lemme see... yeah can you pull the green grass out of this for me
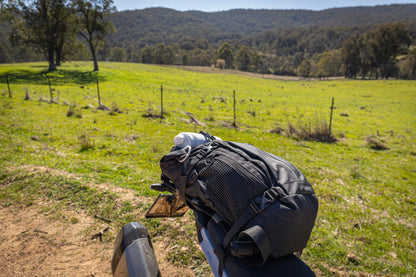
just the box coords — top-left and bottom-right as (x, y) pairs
(0, 61), (415, 276)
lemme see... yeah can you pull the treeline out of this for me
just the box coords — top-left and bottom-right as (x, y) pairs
(1, 4), (416, 79)
(99, 22), (416, 79)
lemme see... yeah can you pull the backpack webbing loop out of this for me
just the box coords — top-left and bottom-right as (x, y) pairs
(232, 225), (271, 264)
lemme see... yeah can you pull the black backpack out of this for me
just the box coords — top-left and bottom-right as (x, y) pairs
(159, 134), (318, 274)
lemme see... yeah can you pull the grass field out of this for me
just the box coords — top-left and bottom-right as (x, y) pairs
(1, 61), (415, 276)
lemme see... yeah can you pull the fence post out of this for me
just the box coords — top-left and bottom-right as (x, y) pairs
(233, 90), (236, 128)
(96, 78), (101, 106)
(47, 75), (53, 101)
(160, 85), (164, 122)
(6, 74), (11, 97)
(329, 97), (335, 134)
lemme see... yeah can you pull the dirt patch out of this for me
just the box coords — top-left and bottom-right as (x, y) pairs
(0, 205), (112, 276)
(0, 165), (197, 276)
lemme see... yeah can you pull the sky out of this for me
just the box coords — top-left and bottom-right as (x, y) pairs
(113, 0), (416, 12)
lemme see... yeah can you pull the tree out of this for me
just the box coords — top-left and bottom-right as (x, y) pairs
(109, 46), (125, 61)
(317, 50), (342, 78)
(0, 43), (12, 63)
(54, 1), (76, 66)
(196, 39), (209, 50)
(9, 0), (73, 71)
(236, 46), (251, 71)
(141, 45), (154, 64)
(217, 42), (234, 69)
(152, 43), (165, 64)
(407, 48), (416, 78)
(365, 22), (411, 79)
(189, 48), (210, 66)
(181, 52), (190, 65)
(73, 0), (115, 71)
(297, 59), (312, 77)
(293, 52), (305, 68)
(398, 47), (416, 79)
(341, 33), (362, 79)
(164, 45), (176, 65)
(250, 52), (266, 73)
(179, 37), (195, 50)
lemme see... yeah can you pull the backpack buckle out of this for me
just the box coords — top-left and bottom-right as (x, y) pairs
(250, 198), (265, 214)
(252, 187), (283, 214)
(264, 187), (281, 201)
(188, 169), (198, 183)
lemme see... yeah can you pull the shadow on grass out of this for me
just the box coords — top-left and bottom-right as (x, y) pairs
(1, 67), (107, 86)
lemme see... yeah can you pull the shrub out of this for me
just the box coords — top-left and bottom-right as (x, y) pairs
(67, 105), (82, 118)
(79, 134), (94, 152)
(108, 102), (122, 115)
(142, 108), (160, 119)
(270, 125), (284, 134)
(365, 135), (389, 150)
(286, 120), (336, 143)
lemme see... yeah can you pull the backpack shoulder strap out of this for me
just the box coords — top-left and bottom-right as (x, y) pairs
(213, 186), (285, 275)
(222, 185), (285, 250)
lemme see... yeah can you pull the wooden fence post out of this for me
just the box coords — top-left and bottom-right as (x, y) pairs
(329, 97), (335, 134)
(6, 74), (11, 97)
(233, 90), (236, 128)
(160, 85), (164, 122)
(96, 78), (101, 106)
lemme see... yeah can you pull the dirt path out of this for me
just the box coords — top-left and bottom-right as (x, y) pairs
(175, 65), (344, 81)
(0, 166), (196, 277)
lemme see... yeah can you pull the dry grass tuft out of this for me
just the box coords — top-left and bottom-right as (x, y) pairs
(365, 135), (389, 150)
(286, 120), (336, 143)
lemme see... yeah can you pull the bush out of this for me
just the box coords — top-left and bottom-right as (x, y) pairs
(142, 108), (162, 119)
(108, 102), (122, 115)
(67, 105), (82, 118)
(78, 134), (94, 152)
(365, 135), (389, 150)
(286, 120), (336, 143)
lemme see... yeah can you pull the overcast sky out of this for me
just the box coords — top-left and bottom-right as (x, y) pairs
(113, 0), (416, 12)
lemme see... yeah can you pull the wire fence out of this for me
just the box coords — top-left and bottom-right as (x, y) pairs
(2, 73), (337, 136)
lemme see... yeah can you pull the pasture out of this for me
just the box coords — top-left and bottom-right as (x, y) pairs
(0, 62), (415, 276)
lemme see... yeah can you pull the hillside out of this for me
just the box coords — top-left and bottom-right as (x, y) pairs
(108, 8), (240, 46)
(108, 4), (416, 45)
(188, 5), (416, 35)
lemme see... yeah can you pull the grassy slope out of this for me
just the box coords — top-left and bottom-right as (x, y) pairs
(0, 62), (415, 276)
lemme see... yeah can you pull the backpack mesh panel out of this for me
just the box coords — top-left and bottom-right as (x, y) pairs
(197, 156), (267, 223)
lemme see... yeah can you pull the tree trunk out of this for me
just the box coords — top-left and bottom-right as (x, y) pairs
(90, 43), (99, 71)
(56, 42), (62, 66)
(56, 50), (62, 66)
(48, 45), (56, 71)
(55, 34), (66, 66)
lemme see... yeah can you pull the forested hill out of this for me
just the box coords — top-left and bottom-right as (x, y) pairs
(108, 8), (238, 46)
(187, 5), (416, 35)
(109, 4), (416, 45)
